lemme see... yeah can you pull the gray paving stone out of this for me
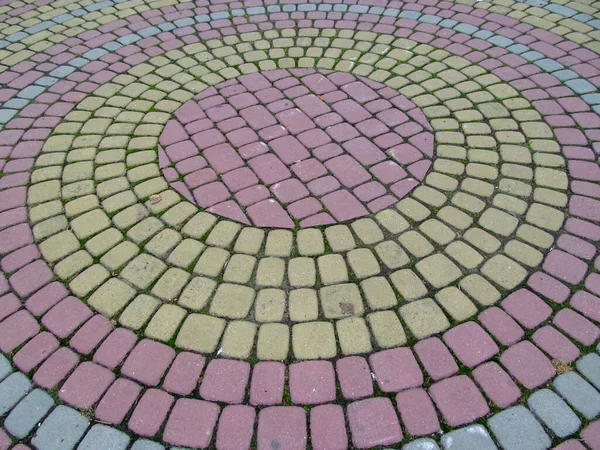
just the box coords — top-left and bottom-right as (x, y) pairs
(131, 440), (165, 450)
(4, 98), (28, 109)
(332, 4), (347, 12)
(69, 58), (90, 68)
(195, 14), (210, 22)
(454, 23), (478, 35)
(18, 85), (45, 99)
(583, 94), (600, 105)
(5, 389), (54, 439)
(36, 77), (59, 87)
(0, 109), (17, 124)
(158, 22), (176, 31)
(521, 51), (544, 61)
(488, 35), (513, 47)
(383, 8), (400, 16)
(53, 13), (75, 23)
(566, 79), (597, 94)
(440, 425), (497, 450)
(399, 10), (421, 19)
(349, 5), (369, 13)
(103, 42), (122, 51)
(78, 424), (130, 450)
(298, 4), (316, 11)
(545, 4), (576, 16)
(83, 48), (108, 60)
(0, 354), (13, 382)
(527, 389), (581, 438)
(508, 44), (529, 54)
(369, 7), (385, 15)
(32, 405), (89, 450)
(247, 6), (266, 14)
(473, 30), (493, 40)
(210, 11), (229, 19)
(71, 8), (86, 16)
(573, 13), (593, 22)
(488, 406), (551, 450)
(118, 34), (141, 45)
(553, 69), (578, 81)
(403, 437), (441, 450)
(554, 372), (600, 419)
(26, 21), (53, 34)
(138, 27), (160, 38)
(6, 31), (28, 42)
(231, 8), (245, 16)
(173, 18), (194, 27)
(268, 5), (282, 12)
(420, 14), (442, 24)
(535, 59), (563, 72)
(50, 66), (76, 78)
(577, 353), (600, 390)
(439, 19), (458, 28)
(0, 372), (32, 415)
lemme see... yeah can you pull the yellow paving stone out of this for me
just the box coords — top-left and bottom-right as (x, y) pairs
(325, 225), (356, 252)
(292, 322), (337, 360)
(336, 317), (372, 355)
(193, 247), (230, 277)
(176, 314), (226, 353)
(288, 257), (316, 288)
(257, 323), (289, 360)
(317, 254), (349, 285)
(144, 304), (187, 342)
(221, 321), (257, 359)
(289, 289), (319, 322)
(223, 254), (257, 284)
(255, 257), (285, 287)
(415, 254), (462, 289)
(389, 269), (428, 301)
(481, 255), (527, 290)
(320, 283), (364, 319)
(255, 289), (286, 323)
(209, 283), (255, 319)
(399, 298), (450, 339)
(367, 311), (407, 348)
(89, 278), (137, 317)
(435, 287), (477, 322)
(459, 274), (501, 306)
(151, 268), (190, 302)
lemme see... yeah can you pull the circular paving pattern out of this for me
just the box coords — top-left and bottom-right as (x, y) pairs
(160, 70), (434, 228)
(0, 0), (600, 449)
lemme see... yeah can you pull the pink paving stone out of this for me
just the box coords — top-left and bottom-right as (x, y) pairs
(165, 140), (198, 162)
(335, 356), (374, 400)
(310, 405), (348, 450)
(250, 361), (285, 406)
(554, 440), (588, 450)
(240, 105), (278, 130)
(41, 297), (92, 339)
(369, 348), (423, 393)
(121, 339), (176, 386)
(199, 359), (250, 404)
(553, 309), (600, 346)
(276, 108), (315, 134)
(0, 430), (10, 450)
(543, 250), (588, 285)
(0, 187), (26, 212)
(501, 288), (553, 329)
(347, 397), (403, 449)
(571, 291), (600, 323)
(257, 407), (307, 450)
(478, 307), (525, 346)
(191, 128), (226, 150)
(0, 223), (32, 254)
(371, 161), (408, 184)
(259, 124), (288, 141)
(303, 73), (337, 94)
(289, 361), (336, 405)
(69, 315), (112, 355)
(184, 167), (217, 187)
(247, 199), (295, 228)
(321, 190), (369, 221)
(93, 328), (137, 369)
(0, 293), (19, 323)
(582, 420), (600, 450)
(95, 378), (142, 425)
(175, 100), (206, 124)
(128, 389), (174, 438)
(472, 362), (521, 408)
(193, 181), (230, 207)
(207, 201), (250, 225)
(33, 347), (79, 389)
(0, 310), (39, 353)
(396, 388), (440, 436)
(159, 120), (188, 146)
(569, 160), (600, 182)
(429, 375), (490, 427)
(203, 143), (244, 173)
(570, 195), (600, 222)
(332, 99), (371, 123)
(294, 94), (330, 117)
(240, 73), (271, 92)
(270, 136), (310, 164)
(163, 398), (220, 448)
(500, 341), (556, 389)
(326, 122), (361, 143)
(249, 154), (291, 184)
(528, 272), (571, 304)
(9, 260), (53, 298)
(13, 332), (59, 373)
(226, 127), (258, 147)
(271, 178), (309, 203)
(532, 326), (580, 364)
(1, 244), (40, 273)
(443, 322), (499, 368)
(354, 181), (387, 202)
(586, 273), (600, 296)
(342, 81), (378, 103)
(291, 158), (327, 182)
(206, 104), (237, 122)
(216, 405), (256, 450)
(58, 361), (115, 408)
(162, 352), (205, 396)
(343, 137), (386, 166)
(414, 337), (459, 381)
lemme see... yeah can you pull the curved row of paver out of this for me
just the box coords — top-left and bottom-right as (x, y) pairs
(0, 0), (599, 448)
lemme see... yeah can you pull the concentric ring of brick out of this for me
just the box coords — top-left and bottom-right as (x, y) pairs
(160, 69), (433, 228)
(1, 0), (595, 448)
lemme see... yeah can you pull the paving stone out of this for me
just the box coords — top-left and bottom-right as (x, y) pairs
(554, 372), (600, 419)
(347, 398), (403, 448)
(576, 353), (600, 390)
(440, 425), (498, 450)
(4, 389), (54, 439)
(429, 375), (489, 426)
(31, 405), (89, 450)
(0, 372), (31, 415)
(78, 425), (130, 450)
(488, 406), (551, 450)
(527, 389), (581, 438)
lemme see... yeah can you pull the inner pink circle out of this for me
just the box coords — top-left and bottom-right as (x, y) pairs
(159, 69), (434, 229)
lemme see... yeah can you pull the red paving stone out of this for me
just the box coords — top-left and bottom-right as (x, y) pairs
(429, 376), (490, 427)
(347, 398), (403, 448)
(369, 348), (423, 392)
(163, 399), (220, 448)
(396, 388), (440, 436)
(501, 341), (557, 389)
(199, 359), (250, 404)
(257, 407), (307, 450)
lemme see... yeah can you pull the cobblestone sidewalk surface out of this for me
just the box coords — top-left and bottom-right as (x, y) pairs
(0, 0), (600, 448)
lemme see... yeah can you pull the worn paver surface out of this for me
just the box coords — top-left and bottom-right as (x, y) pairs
(0, 0), (600, 448)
